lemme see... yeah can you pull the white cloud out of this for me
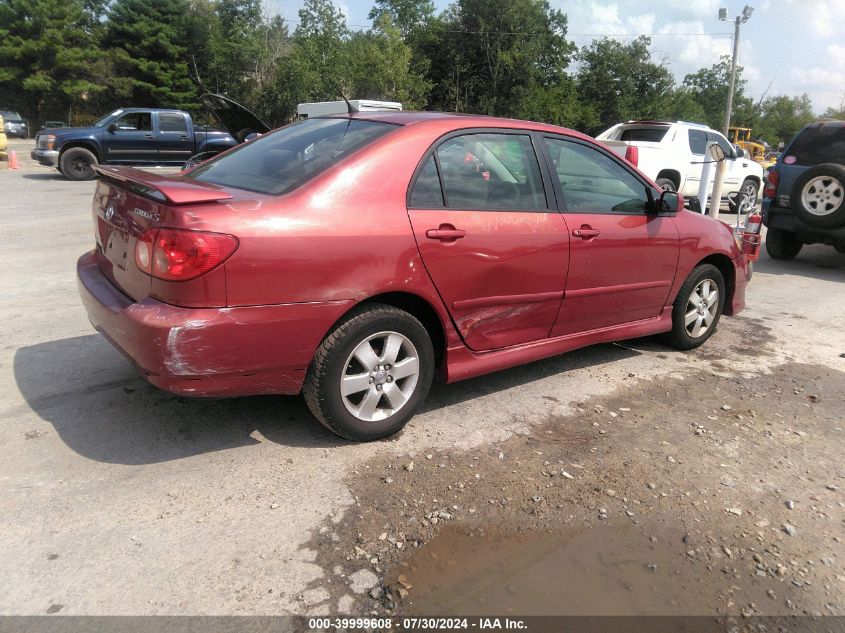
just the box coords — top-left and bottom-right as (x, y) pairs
(798, 0), (845, 36)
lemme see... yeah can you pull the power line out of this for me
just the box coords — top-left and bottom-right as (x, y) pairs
(283, 18), (734, 37)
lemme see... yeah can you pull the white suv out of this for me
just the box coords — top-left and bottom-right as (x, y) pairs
(596, 120), (764, 210)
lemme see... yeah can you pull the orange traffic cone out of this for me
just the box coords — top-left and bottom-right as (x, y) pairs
(8, 151), (19, 170)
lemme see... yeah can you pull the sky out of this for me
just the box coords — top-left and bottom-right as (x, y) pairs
(266, 0), (845, 114)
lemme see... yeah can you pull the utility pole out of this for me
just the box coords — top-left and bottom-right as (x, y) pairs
(720, 5), (754, 135)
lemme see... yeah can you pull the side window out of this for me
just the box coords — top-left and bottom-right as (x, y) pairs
(688, 129), (708, 155)
(159, 113), (188, 134)
(707, 132), (734, 158)
(114, 112), (151, 132)
(543, 137), (650, 214)
(435, 133), (546, 210)
(409, 156), (444, 207)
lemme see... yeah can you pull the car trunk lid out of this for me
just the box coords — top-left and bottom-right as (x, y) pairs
(91, 166), (235, 301)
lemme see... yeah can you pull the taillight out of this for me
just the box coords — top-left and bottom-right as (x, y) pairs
(135, 228), (238, 281)
(625, 145), (639, 167)
(763, 169), (779, 199)
(135, 229), (154, 273)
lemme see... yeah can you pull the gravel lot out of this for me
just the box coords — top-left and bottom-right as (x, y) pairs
(1, 139), (843, 617)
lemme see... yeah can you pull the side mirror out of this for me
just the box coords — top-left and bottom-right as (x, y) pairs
(658, 190), (681, 213)
(734, 145), (746, 159)
(107, 122), (118, 133)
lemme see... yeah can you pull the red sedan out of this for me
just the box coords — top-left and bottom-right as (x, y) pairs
(78, 112), (750, 440)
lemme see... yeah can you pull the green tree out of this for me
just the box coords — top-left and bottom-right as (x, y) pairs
(348, 15), (431, 108)
(575, 37), (675, 135)
(282, 0), (350, 105)
(755, 94), (816, 146)
(104, 0), (197, 109)
(425, 0), (575, 122)
(209, 0), (265, 100)
(0, 0), (106, 122)
(682, 56), (754, 130)
(368, 0), (435, 39)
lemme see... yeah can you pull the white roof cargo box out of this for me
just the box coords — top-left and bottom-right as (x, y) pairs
(297, 100), (403, 119)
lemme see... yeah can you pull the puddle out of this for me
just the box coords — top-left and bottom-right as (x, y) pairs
(392, 523), (787, 616)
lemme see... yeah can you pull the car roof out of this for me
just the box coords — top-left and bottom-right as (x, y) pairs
(318, 110), (595, 141)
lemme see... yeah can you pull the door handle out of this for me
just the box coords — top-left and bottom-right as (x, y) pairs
(572, 226), (600, 238)
(144, 134), (154, 140)
(179, 134), (189, 139)
(426, 226), (466, 241)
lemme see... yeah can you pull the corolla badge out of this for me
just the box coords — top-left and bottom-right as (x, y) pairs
(104, 205), (115, 221)
(132, 208), (161, 222)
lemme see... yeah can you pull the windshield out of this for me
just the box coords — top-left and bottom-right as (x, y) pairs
(186, 118), (397, 195)
(93, 110), (123, 127)
(1, 111), (22, 120)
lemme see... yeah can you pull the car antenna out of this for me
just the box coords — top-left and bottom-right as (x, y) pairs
(338, 89), (358, 116)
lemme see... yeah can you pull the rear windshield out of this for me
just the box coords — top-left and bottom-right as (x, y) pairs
(186, 118), (396, 195)
(786, 124), (845, 166)
(619, 127), (669, 142)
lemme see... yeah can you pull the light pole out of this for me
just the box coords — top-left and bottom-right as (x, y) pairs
(720, 5), (753, 135)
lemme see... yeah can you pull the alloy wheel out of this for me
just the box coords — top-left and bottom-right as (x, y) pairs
(801, 176), (844, 216)
(685, 279), (719, 338)
(340, 331), (420, 422)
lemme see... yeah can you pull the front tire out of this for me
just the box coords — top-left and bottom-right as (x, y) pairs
(660, 264), (725, 351)
(729, 178), (759, 214)
(765, 227), (803, 260)
(303, 303), (435, 441)
(59, 147), (98, 181)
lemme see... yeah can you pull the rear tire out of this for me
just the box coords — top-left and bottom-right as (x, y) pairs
(765, 227), (803, 260)
(59, 147), (98, 181)
(660, 264), (725, 351)
(303, 303), (435, 442)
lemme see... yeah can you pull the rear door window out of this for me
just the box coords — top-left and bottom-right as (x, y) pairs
(158, 113), (188, 134)
(434, 133), (547, 210)
(187, 118), (396, 195)
(787, 125), (845, 165)
(409, 156), (444, 207)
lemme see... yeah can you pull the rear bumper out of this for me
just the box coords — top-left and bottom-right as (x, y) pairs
(77, 251), (352, 397)
(31, 149), (59, 166)
(762, 201), (845, 246)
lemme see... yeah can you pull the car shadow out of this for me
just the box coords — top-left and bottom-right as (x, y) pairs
(755, 243), (845, 280)
(21, 172), (66, 181)
(13, 333), (643, 465)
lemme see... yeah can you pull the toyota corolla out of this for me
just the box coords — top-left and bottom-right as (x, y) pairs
(77, 111), (750, 441)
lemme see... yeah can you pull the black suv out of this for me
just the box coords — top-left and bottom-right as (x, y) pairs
(762, 119), (845, 259)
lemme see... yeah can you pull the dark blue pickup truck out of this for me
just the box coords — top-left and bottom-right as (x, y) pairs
(31, 95), (270, 180)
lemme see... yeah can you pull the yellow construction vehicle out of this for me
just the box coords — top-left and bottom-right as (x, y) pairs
(728, 127), (776, 170)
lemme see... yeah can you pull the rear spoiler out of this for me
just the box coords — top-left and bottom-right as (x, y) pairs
(94, 165), (233, 205)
